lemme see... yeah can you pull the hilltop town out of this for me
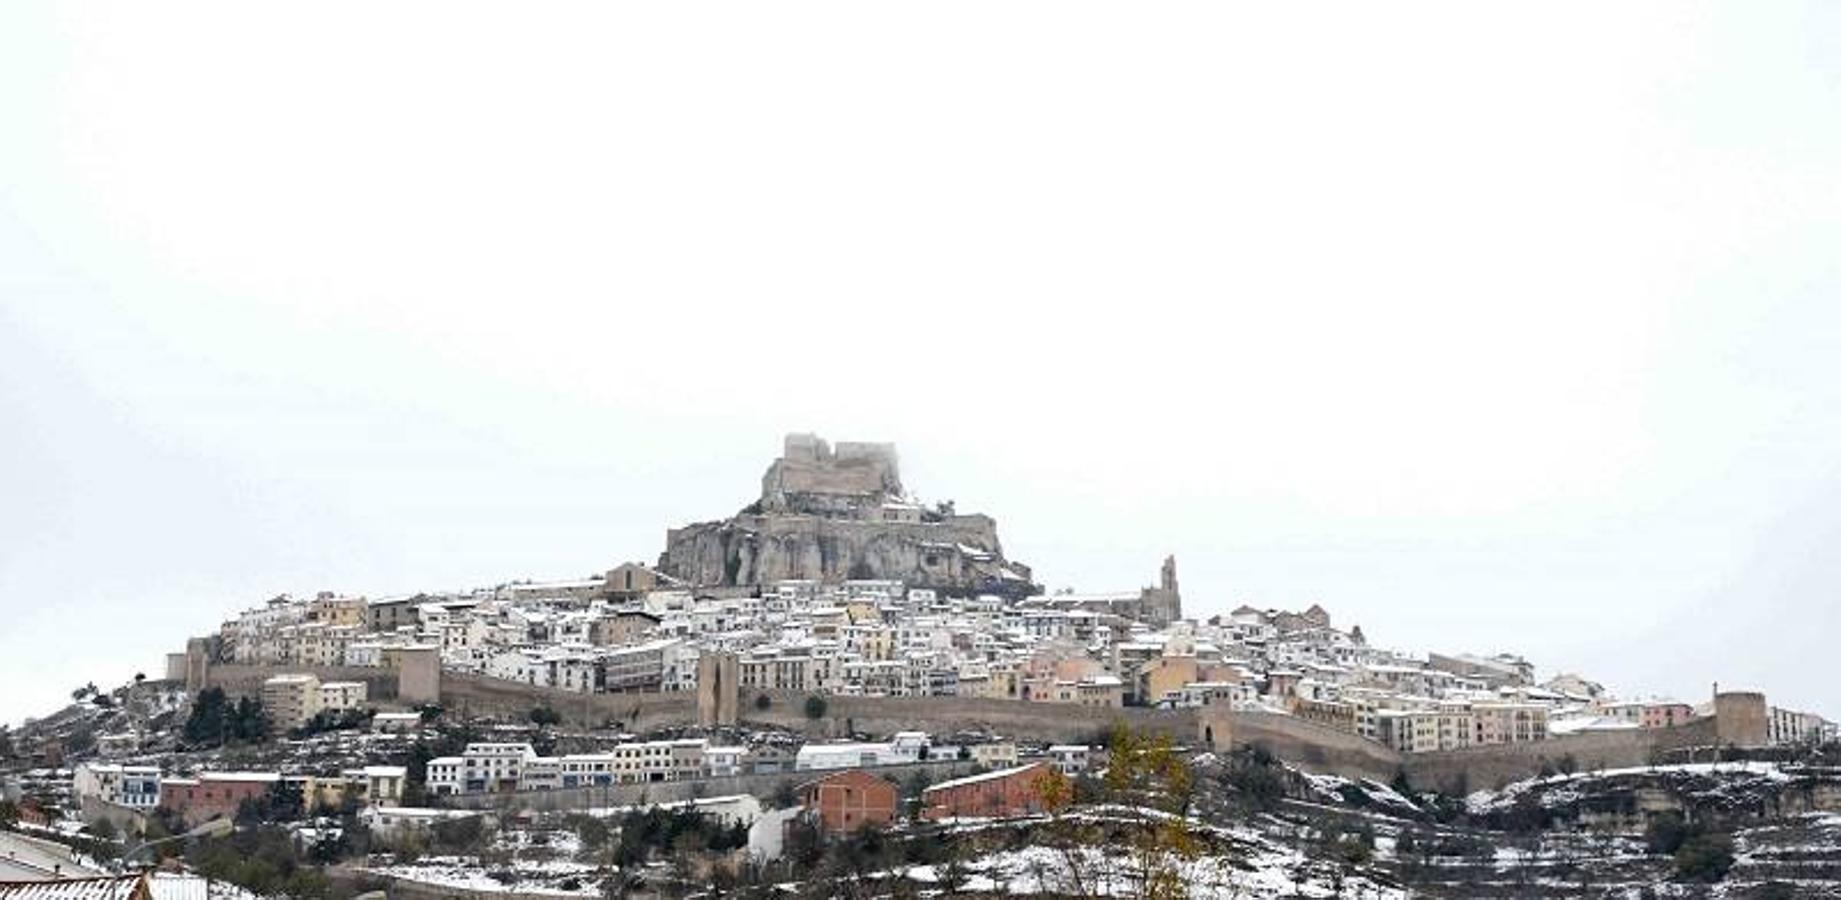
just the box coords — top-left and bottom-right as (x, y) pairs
(4, 434), (1840, 898)
(177, 434), (1832, 755)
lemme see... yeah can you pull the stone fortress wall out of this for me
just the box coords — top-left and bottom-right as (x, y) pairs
(202, 660), (1761, 797)
(761, 433), (903, 514)
(1199, 695), (1761, 792)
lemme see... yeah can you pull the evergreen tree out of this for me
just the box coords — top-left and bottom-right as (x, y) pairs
(183, 688), (230, 746)
(230, 696), (271, 743)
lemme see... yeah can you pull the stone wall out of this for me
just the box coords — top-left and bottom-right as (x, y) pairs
(1715, 691), (1770, 747)
(437, 672), (699, 731)
(740, 691), (1195, 744)
(1199, 711), (1405, 782)
(199, 664), (1742, 798)
(200, 664), (401, 702)
(761, 434), (902, 514)
(1196, 708), (1731, 793)
(436, 759), (978, 813)
(1401, 717), (1724, 793)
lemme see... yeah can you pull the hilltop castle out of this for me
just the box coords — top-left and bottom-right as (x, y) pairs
(658, 434), (1037, 597)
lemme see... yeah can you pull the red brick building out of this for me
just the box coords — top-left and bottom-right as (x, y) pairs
(919, 762), (1053, 820)
(797, 769), (898, 835)
(159, 772), (279, 827)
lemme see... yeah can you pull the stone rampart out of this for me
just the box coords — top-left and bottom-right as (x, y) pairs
(1402, 717), (1723, 793)
(437, 672), (698, 731)
(741, 691), (1197, 744)
(1206, 711), (1405, 783)
(200, 664), (401, 702)
(200, 664), (1737, 798)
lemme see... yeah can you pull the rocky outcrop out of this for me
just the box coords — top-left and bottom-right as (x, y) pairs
(662, 512), (1032, 595)
(658, 434), (1037, 596)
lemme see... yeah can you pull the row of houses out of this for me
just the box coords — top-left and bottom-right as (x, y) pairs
(72, 763), (407, 829)
(422, 734), (1027, 796)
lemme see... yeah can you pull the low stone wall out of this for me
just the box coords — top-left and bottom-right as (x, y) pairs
(740, 691), (1198, 744)
(436, 759), (978, 812)
(1403, 717), (1724, 793)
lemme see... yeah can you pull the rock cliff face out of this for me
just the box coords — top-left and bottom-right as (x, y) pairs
(658, 434), (1036, 596)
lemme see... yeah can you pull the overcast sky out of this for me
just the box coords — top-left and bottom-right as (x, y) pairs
(3, 4), (1838, 727)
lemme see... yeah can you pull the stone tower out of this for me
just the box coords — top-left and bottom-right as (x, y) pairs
(697, 652), (739, 727)
(1713, 690), (1769, 748)
(1139, 555), (1183, 627)
(183, 637), (214, 694)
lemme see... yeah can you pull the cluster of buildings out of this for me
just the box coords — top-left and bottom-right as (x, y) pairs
(190, 436), (1836, 760)
(421, 732), (1023, 797)
(260, 672), (370, 730)
(794, 760), (1068, 838)
(70, 762), (407, 829)
(204, 567), (1837, 758)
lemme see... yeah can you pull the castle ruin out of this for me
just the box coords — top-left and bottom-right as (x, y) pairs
(658, 434), (1037, 597)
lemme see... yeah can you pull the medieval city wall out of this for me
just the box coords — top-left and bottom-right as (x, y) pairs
(1212, 712), (1406, 783)
(201, 664), (402, 702)
(1401, 717), (1724, 793)
(437, 672), (698, 732)
(200, 664), (1738, 797)
(740, 691), (1198, 744)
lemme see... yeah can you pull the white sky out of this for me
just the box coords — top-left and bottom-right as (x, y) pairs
(3, 3), (1838, 727)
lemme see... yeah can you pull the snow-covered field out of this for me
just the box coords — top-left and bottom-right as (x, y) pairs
(1466, 761), (1796, 814)
(362, 855), (602, 897)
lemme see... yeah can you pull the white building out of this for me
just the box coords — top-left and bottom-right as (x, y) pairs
(72, 763), (161, 812)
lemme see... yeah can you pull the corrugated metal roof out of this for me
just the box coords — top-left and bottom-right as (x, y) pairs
(0, 875), (149, 900)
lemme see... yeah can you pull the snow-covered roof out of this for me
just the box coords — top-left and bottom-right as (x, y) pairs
(924, 763), (1046, 793)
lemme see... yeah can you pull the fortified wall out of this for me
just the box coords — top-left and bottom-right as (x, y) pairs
(760, 434), (902, 516)
(1400, 717), (1723, 793)
(742, 690), (1198, 744)
(1199, 707), (1740, 792)
(199, 660), (1756, 797)
(199, 664), (404, 702)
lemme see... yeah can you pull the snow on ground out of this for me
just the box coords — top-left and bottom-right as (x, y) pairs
(362, 855), (601, 897)
(894, 805), (1403, 899)
(1295, 771), (1422, 816)
(1466, 761), (1793, 814)
(938, 842), (1404, 899)
(497, 826), (585, 858)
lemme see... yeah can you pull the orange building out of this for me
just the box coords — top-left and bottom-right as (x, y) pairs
(918, 763), (1054, 820)
(797, 769), (898, 835)
(159, 772), (279, 827)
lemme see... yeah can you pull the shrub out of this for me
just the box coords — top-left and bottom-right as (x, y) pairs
(1645, 812), (1693, 855)
(754, 693), (772, 711)
(803, 695), (828, 720)
(1674, 832), (1735, 883)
